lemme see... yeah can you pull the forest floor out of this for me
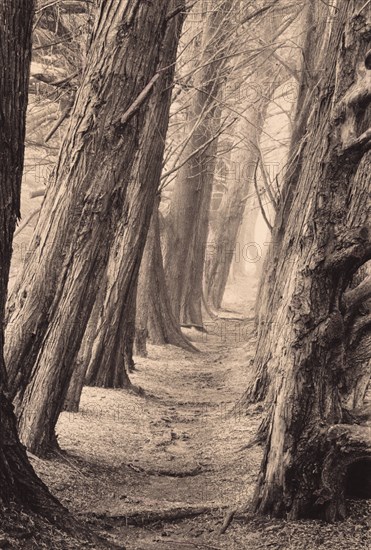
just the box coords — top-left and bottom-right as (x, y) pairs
(2, 278), (370, 549)
(17, 278), (368, 549)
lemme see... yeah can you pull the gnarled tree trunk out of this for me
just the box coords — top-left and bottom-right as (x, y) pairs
(243, 0), (332, 404)
(250, 1), (371, 520)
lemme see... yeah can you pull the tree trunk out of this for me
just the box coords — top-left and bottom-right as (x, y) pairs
(0, 0), (64, 519)
(135, 221), (153, 357)
(164, 0), (235, 326)
(85, 281), (136, 388)
(342, 269), (371, 410)
(5, 0), (171, 457)
(243, 0), (333, 404)
(251, 1), (371, 520)
(135, 197), (196, 354)
(230, 193), (261, 280)
(149, 204), (198, 350)
(82, 1), (186, 389)
(205, 94), (270, 310)
(63, 282), (106, 412)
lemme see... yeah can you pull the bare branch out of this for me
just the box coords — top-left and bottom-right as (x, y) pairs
(14, 209), (41, 237)
(254, 158), (273, 233)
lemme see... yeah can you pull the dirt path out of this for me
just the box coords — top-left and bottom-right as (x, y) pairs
(29, 286), (259, 547)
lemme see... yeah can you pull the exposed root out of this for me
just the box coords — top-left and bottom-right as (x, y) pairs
(91, 505), (223, 526)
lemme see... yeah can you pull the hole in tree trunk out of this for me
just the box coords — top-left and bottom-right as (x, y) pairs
(345, 459), (371, 499)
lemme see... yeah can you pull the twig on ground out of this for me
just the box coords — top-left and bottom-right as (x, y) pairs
(218, 508), (236, 535)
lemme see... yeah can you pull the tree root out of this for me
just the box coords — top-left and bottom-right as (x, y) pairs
(92, 505), (223, 526)
(127, 463), (203, 477)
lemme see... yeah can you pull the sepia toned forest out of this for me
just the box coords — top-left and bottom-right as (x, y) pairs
(0, 1), (370, 548)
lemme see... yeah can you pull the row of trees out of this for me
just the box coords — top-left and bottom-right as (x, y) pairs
(0, 0), (370, 528)
(6, 0), (294, 457)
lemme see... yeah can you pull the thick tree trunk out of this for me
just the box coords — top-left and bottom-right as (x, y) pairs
(63, 355), (88, 413)
(0, 0), (64, 519)
(82, 1), (186, 389)
(85, 284), (136, 388)
(243, 0), (333, 404)
(342, 271), (371, 410)
(135, 197), (196, 354)
(251, 1), (371, 520)
(5, 0), (171, 457)
(164, 0), (235, 326)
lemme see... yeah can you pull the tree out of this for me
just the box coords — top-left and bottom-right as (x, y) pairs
(0, 0), (63, 519)
(163, 0), (238, 327)
(135, 195), (197, 356)
(78, 0), (187, 390)
(250, 0), (371, 521)
(164, 0), (296, 326)
(204, 5), (301, 310)
(205, 83), (272, 310)
(5, 0), (172, 457)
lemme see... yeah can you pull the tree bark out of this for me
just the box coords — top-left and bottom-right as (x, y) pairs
(85, 279), (136, 388)
(63, 282), (106, 412)
(135, 215), (153, 357)
(150, 204), (197, 350)
(0, 0), (64, 519)
(342, 268), (371, 410)
(251, 1), (371, 520)
(244, 0), (334, 404)
(5, 0), (171, 457)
